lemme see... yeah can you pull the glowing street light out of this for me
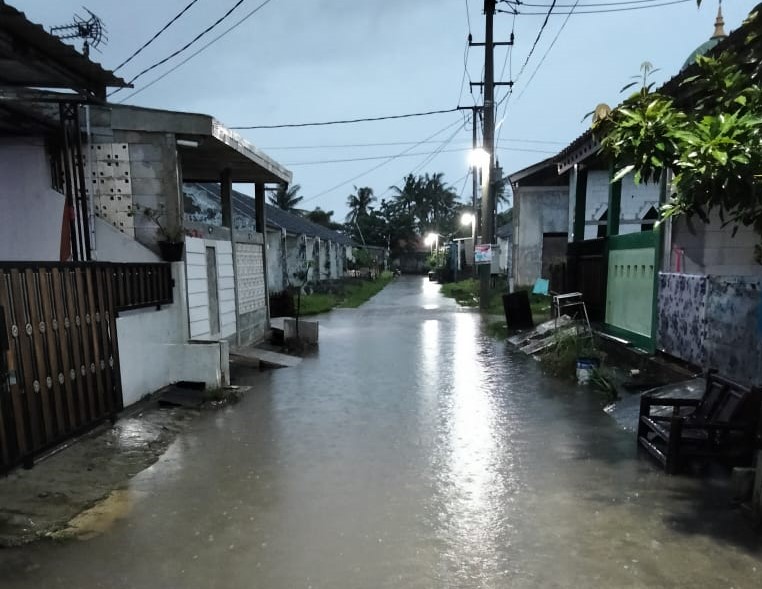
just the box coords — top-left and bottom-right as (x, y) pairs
(424, 232), (439, 252)
(460, 212), (475, 227)
(468, 147), (490, 169)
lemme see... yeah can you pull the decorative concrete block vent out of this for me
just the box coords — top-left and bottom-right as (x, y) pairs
(284, 318), (319, 345)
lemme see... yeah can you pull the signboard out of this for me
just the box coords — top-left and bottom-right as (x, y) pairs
(474, 244), (493, 265)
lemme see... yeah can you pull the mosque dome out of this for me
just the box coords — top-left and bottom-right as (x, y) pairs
(681, 4), (727, 71)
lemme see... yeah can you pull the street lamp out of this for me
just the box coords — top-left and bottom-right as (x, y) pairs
(460, 212), (475, 229)
(424, 232), (439, 253)
(468, 147), (490, 169)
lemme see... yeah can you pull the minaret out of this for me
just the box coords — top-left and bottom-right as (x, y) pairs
(712, 1), (727, 39)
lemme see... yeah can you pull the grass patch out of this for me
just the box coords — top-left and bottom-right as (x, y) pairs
(440, 279), (552, 321)
(441, 278), (479, 306)
(297, 293), (336, 316)
(296, 272), (393, 316)
(341, 271), (393, 308)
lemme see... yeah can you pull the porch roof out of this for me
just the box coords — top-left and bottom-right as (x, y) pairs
(0, 1), (128, 99)
(508, 155), (568, 187)
(109, 105), (292, 184)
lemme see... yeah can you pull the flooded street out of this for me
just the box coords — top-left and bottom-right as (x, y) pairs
(1, 276), (760, 588)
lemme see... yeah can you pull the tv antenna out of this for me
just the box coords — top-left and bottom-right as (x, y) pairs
(50, 8), (108, 57)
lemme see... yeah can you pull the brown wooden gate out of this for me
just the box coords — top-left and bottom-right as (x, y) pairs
(0, 264), (123, 472)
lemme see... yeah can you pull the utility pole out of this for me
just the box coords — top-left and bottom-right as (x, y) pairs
(479, 0), (496, 310)
(457, 105), (483, 277)
(469, 0), (512, 309)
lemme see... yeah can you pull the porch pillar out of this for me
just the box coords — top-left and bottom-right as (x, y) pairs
(254, 183), (271, 323)
(607, 163), (622, 237)
(220, 168), (233, 229)
(573, 165), (588, 242)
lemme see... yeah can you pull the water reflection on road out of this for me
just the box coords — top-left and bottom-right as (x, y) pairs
(1, 276), (760, 588)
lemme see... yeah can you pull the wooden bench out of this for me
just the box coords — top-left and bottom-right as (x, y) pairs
(637, 371), (762, 474)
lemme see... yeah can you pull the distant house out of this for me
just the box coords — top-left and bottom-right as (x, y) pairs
(182, 183), (354, 294)
(496, 222), (513, 280)
(507, 157), (570, 289)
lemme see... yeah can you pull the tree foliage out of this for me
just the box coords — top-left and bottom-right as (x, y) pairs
(342, 173), (464, 255)
(345, 186), (376, 223)
(595, 5), (761, 252)
(268, 183), (304, 213)
(306, 207), (342, 230)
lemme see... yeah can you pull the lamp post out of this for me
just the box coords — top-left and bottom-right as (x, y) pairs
(461, 212), (476, 278)
(424, 232), (439, 253)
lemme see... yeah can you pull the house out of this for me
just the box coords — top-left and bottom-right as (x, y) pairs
(182, 182), (353, 294)
(496, 222), (513, 282)
(0, 1), (135, 471)
(507, 157), (570, 289)
(0, 2), (292, 471)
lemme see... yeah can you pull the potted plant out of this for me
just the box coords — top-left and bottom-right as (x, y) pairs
(135, 204), (185, 262)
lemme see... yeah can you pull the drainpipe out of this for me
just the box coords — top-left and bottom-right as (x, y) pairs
(84, 105), (97, 259)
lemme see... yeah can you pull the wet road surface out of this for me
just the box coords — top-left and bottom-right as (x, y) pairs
(1, 276), (760, 587)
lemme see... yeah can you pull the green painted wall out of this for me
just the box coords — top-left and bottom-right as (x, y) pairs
(605, 234), (656, 340)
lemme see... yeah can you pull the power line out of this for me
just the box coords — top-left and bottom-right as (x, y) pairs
(517, 0), (580, 100)
(230, 108), (460, 129)
(111, 0), (248, 95)
(507, 0), (681, 7)
(514, 0), (691, 14)
(113, 0), (201, 72)
(514, 0), (557, 84)
(411, 124), (469, 175)
(300, 118), (465, 205)
(495, 0), (556, 149)
(117, 0), (276, 103)
(261, 138), (564, 150)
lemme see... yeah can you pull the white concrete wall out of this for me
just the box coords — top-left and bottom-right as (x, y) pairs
(0, 139), (64, 261)
(185, 236), (236, 339)
(513, 186), (568, 286)
(117, 262), (225, 406)
(670, 212), (762, 276)
(497, 235), (512, 274)
(266, 229), (285, 293)
(94, 217), (160, 263)
(582, 170), (660, 239)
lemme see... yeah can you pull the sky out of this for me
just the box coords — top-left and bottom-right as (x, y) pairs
(12, 0), (758, 220)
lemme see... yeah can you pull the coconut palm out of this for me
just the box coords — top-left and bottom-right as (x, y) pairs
(345, 186), (376, 223)
(268, 183), (303, 212)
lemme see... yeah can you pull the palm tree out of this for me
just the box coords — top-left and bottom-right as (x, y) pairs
(268, 183), (303, 212)
(345, 186), (376, 223)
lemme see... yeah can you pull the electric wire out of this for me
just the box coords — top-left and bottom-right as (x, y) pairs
(116, 0), (276, 102)
(113, 0), (201, 72)
(230, 108), (460, 129)
(513, 0), (690, 14)
(410, 123), (470, 175)
(261, 138), (564, 150)
(517, 0), (580, 100)
(299, 118), (465, 205)
(111, 0), (249, 95)
(505, 0), (683, 7)
(494, 0), (555, 149)
(514, 0), (557, 85)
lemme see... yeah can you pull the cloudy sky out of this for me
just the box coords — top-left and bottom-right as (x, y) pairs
(13, 0), (757, 219)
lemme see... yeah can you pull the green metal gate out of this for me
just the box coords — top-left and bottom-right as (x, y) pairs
(605, 232), (658, 351)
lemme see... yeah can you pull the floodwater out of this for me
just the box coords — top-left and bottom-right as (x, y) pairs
(1, 276), (760, 587)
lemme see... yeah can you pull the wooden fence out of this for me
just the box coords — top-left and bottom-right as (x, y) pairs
(0, 262), (172, 472)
